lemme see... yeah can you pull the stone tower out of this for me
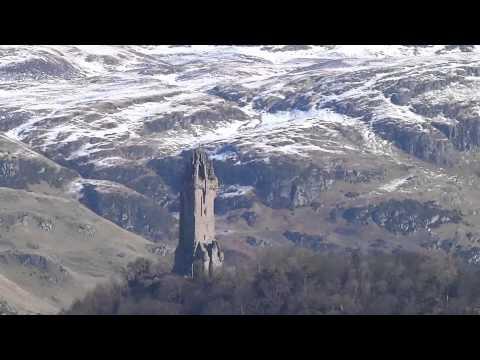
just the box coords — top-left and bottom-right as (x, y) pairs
(173, 148), (224, 278)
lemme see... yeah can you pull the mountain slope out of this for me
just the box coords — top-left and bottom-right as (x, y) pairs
(0, 187), (158, 314)
(2, 45), (480, 283)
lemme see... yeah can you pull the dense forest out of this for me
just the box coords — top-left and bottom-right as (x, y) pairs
(65, 247), (480, 315)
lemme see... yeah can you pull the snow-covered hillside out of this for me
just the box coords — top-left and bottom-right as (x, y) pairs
(0, 45), (478, 168)
(3, 45), (480, 282)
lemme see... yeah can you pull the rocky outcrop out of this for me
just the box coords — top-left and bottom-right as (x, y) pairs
(214, 158), (383, 209)
(283, 231), (326, 251)
(0, 154), (76, 190)
(78, 183), (176, 242)
(0, 212), (55, 233)
(150, 151), (384, 212)
(372, 119), (457, 166)
(173, 149), (224, 278)
(383, 73), (463, 102)
(143, 105), (248, 134)
(410, 101), (480, 152)
(342, 199), (462, 235)
(252, 93), (314, 113)
(0, 135), (78, 191)
(0, 251), (71, 285)
(208, 84), (254, 106)
(431, 119), (480, 152)
(322, 97), (460, 166)
(0, 54), (81, 80)
(215, 186), (256, 215)
(246, 236), (271, 248)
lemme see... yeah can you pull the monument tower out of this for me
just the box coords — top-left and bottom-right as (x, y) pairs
(173, 148), (224, 278)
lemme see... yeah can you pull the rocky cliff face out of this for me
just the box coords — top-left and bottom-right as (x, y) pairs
(340, 199), (462, 235)
(77, 181), (176, 242)
(173, 149), (224, 278)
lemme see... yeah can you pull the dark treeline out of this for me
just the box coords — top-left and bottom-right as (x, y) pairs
(65, 247), (480, 314)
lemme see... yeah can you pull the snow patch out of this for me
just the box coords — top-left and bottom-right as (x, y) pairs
(379, 176), (411, 192)
(220, 185), (255, 198)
